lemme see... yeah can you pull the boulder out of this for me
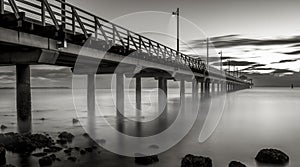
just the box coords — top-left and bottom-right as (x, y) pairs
(135, 155), (159, 165)
(39, 156), (53, 166)
(229, 161), (246, 167)
(181, 154), (212, 167)
(58, 132), (74, 142)
(2, 133), (54, 154)
(0, 125), (7, 130)
(0, 147), (6, 166)
(255, 148), (289, 164)
(67, 156), (77, 162)
(1, 165), (16, 167)
(32, 152), (48, 157)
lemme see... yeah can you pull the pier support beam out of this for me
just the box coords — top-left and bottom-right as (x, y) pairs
(211, 82), (215, 94)
(158, 78), (168, 113)
(200, 82), (204, 95)
(180, 80), (185, 109)
(192, 79), (199, 103)
(205, 80), (210, 95)
(87, 74), (95, 117)
(116, 73), (124, 117)
(136, 77), (142, 111)
(16, 64), (32, 134)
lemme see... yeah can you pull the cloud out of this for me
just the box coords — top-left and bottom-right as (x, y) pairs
(189, 35), (300, 48)
(271, 58), (300, 64)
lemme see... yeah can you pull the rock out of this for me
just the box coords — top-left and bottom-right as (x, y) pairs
(3, 133), (54, 154)
(0, 125), (7, 130)
(0, 147), (6, 166)
(39, 156), (53, 166)
(56, 139), (67, 145)
(82, 133), (89, 137)
(49, 154), (56, 161)
(181, 154), (212, 167)
(58, 132), (74, 142)
(67, 156), (77, 162)
(32, 152), (48, 157)
(135, 155), (159, 165)
(229, 161), (246, 167)
(64, 149), (72, 154)
(72, 118), (79, 124)
(1, 165), (16, 167)
(40, 118), (46, 121)
(74, 147), (80, 151)
(80, 150), (86, 155)
(85, 147), (93, 152)
(255, 148), (289, 164)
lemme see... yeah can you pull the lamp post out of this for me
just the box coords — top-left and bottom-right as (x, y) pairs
(218, 51), (223, 71)
(172, 8), (180, 54)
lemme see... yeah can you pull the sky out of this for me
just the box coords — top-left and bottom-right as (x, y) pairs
(1, 0), (300, 87)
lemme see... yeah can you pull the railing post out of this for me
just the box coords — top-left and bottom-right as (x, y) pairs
(61, 0), (66, 29)
(127, 31), (130, 51)
(72, 7), (75, 34)
(94, 16), (98, 39)
(0, 0), (4, 15)
(41, 0), (45, 26)
(112, 25), (116, 45)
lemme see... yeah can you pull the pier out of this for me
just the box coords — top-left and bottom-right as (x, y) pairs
(0, 0), (252, 134)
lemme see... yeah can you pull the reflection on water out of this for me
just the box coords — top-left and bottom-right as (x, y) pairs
(0, 88), (300, 166)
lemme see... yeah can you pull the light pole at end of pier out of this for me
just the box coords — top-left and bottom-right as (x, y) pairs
(218, 50), (223, 71)
(172, 8), (180, 54)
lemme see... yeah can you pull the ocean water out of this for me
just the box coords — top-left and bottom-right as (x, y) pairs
(0, 87), (300, 166)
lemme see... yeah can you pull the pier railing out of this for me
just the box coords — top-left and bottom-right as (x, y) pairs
(0, 0), (250, 84)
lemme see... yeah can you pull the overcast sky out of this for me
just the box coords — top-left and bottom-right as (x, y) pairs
(1, 0), (300, 87)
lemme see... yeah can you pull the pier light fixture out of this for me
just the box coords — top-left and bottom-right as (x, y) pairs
(171, 8), (180, 54)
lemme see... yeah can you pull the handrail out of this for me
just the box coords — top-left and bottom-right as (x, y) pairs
(0, 0), (250, 84)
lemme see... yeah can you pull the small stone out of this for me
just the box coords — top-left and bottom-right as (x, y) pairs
(56, 158), (61, 162)
(135, 155), (159, 165)
(74, 147), (80, 151)
(229, 161), (247, 167)
(67, 156), (77, 162)
(49, 154), (56, 161)
(40, 118), (46, 121)
(39, 156), (53, 166)
(85, 147), (93, 152)
(58, 132), (74, 142)
(56, 139), (67, 145)
(72, 118), (79, 124)
(255, 148), (289, 164)
(1, 165), (16, 167)
(0, 125), (7, 130)
(80, 150), (86, 155)
(64, 149), (72, 154)
(181, 154), (212, 167)
(0, 147), (6, 166)
(32, 152), (48, 157)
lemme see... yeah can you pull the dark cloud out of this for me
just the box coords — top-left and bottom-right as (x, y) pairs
(222, 60), (256, 66)
(271, 69), (295, 74)
(271, 58), (300, 64)
(283, 50), (300, 55)
(189, 35), (300, 48)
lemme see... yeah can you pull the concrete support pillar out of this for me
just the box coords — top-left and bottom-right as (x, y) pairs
(16, 64), (32, 134)
(211, 82), (215, 94)
(180, 80), (185, 109)
(87, 74), (95, 117)
(200, 82), (204, 95)
(136, 77), (142, 111)
(192, 79), (199, 103)
(217, 82), (220, 92)
(116, 73), (124, 117)
(205, 80), (210, 95)
(158, 78), (168, 112)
